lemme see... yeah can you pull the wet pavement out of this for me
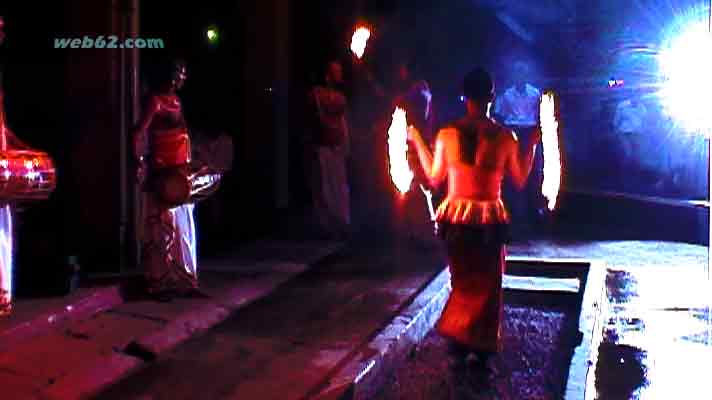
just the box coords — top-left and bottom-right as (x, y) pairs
(596, 267), (712, 399)
(594, 342), (648, 399)
(377, 240), (711, 399)
(504, 241), (711, 399)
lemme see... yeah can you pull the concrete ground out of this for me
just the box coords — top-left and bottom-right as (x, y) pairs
(1, 226), (708, 399)
(95, 239), (447, 400)
(0, 238), (344, 400)
(93, 238), (710, 400)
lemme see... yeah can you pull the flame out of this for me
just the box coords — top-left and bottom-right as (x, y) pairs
(540, 91), (561, 211)
(387, 107), (413, 194)
(350, 27), (371, 59)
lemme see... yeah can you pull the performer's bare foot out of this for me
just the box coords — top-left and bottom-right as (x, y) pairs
(448, 343), (497, 372)
(469, 351), (494, 366)
(148, 290), (173, 303)
(0, 304), (11, 317)
(467, 351), (505, 380)
(177, 288), (211, 299)
(447, 341), (469, 366)
(0, 293), (11, 317)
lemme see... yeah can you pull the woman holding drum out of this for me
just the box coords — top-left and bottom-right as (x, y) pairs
(0, 14), (10, 315)
(0, 15), (57, 315)
(133, 59), (212, 300)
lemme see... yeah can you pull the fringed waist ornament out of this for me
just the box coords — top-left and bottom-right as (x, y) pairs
(435, 198), (511, 245)
(435, 197), (509, 225)
(0, 150), (56, 202)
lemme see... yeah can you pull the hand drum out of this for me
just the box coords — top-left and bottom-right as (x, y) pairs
(0, 150), (57, 202)
(155, 169), (191, 208)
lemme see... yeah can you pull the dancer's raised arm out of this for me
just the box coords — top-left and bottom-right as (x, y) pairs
(408, 125), (448, 188)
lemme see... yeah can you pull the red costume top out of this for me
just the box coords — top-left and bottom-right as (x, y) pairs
(309, 86), (348, 147)
(147, 95), (191, 169)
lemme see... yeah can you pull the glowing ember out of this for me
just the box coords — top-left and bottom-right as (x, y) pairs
(540, 91), (561, 211)
(350, 27), (371, 59)
(387, 107), (413, 194)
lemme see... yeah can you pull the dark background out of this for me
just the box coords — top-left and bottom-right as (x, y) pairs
(0, 0), (709, 295)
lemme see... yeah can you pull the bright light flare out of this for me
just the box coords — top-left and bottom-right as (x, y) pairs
(540, 91), (561, 211)
(387, 107), (414, 194)
(658, 22), (712, 135)
(350, 27), (371, 59)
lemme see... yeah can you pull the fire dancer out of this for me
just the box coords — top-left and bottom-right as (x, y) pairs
(408, 67), (540, 366)
(133, 59), (201, 300)
(306, 60), (351, 239)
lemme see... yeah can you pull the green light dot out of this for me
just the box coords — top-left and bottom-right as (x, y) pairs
(207, 27), (218, 43)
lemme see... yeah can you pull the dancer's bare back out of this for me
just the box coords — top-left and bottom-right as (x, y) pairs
(409, 118), (540, 201)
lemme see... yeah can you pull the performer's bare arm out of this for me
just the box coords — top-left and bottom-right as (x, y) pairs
(506, 128), (541, 189)
(408, 126), (448, 187)
(0, 89), (5, 129)
(309, 88), (328, 131)
(342, 112), (350, 156)
(132, 97), (160, 182)
(132, 97), (160, 160)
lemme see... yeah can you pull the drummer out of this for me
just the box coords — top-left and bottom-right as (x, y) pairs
(133, 58), (203, 301)
(0, 15), (56, 316)
(0, 14), (11, 315)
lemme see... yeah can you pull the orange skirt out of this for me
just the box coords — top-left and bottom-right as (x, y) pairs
(435, 197), (508, 352)
(437, 243), (505, 352)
